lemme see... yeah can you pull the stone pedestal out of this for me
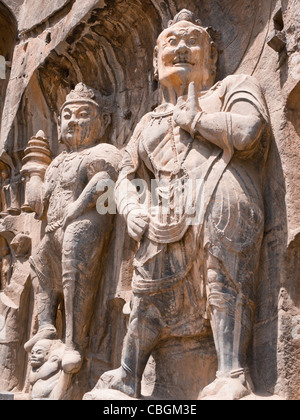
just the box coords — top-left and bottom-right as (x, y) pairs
(0, 392), (14, 400)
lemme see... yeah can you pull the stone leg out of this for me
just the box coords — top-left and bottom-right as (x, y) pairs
(200, 256), (255, 400)
(61, 218), (105, 374)
(99, 296), (162, 398)
(24, 235), (61, 352)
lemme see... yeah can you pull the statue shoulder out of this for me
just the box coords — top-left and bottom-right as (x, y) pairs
(222, 73), (263, 91)
(88, 143), (122, 168)
(48, 153), (65, 170)
(44, 153), (65, 181)
(85, 143), (123, 181)
(218, 74), (268, 120)
(136, 112), (152, 134)
(209, 74), (263, 98)
(126, 112), (152, 151)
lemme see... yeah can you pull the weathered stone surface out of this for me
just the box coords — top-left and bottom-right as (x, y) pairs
(0, 0), (299, 401)
(18, 0), (71, 33)
(0, 391), (14, 400)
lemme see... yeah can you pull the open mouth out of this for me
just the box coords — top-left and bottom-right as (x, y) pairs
(31, 358), (41, 365)
(173, 57), (194, 66)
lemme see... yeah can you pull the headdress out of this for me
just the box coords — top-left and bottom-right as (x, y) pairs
(168, 9), (202, 28)
(60, 83), (101, 114)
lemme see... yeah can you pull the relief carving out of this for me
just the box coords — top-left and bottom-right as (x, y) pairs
(0, 0), (298, 401)
(0, 162), (21, 217)
(21, 130), (52, 215)
(87, 9), (270, 401)
(29, 339), (69, 400)
(22, 83), (122, 398)
(0, 232), (32, 392)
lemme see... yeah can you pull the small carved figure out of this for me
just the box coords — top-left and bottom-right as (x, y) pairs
(7, 173), (21, 215)
(96, 10), (270, 400)
(0, 166), (10, 216)
(29, 339), (68, 400)
(0, 233), (31, 392)
(0, 162), (21, 217)
(0, 236), (11, 290)
(10, 233), (31, 258)
(23, 83), (122, 379)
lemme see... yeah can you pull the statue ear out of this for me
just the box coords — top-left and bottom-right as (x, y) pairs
(153, 46), (159, 81)
(99, 113), (111, 140)
(57, 114), (63, 144)
(102, 113), (111, 131)
(210, 42), (218, 77)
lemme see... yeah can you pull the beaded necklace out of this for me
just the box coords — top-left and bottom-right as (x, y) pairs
(142, 112), (194, 221)
(144, 112), (193, 180)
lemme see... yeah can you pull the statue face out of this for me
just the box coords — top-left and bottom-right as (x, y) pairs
(31, 345), (49, 368)
(155, 21), (213, 91)
(1, 170), (8, 181)
(60, 102), (102, 151)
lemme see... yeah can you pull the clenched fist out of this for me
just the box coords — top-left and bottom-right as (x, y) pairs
(127, 208), (150, 242)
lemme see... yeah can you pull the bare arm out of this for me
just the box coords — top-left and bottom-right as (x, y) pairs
(173, 81), (265, 153)
(115, 160), (150, 243)
(115, 119), (151, 242)
(194, 101), (265, 152)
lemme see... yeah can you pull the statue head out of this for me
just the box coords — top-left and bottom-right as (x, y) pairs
(30, 340), (53, 368)
(30, 339), (64, 369)
(0, 236), (9, 258)
(58, 83), (111, 152)
(1, 170), (9, 181)
(10, 233), (31, 257)
(153, 9), (218, 92)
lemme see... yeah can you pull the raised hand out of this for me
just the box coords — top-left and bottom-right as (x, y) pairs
(173, 82), (201, 137)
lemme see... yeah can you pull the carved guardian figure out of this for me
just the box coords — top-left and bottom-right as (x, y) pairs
(23, 83), (122, 384)
(93, 9), (270, 400)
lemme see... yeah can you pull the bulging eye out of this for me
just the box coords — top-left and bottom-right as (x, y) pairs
(63, 113), (71, 120)
(188, 38), (197, 46)
(168, 37), (177, 46)
(79, 112), (89, 118)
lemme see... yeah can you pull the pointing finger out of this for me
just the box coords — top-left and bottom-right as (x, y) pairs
(187, 81), (198, 111)
(188, 81), (196, 101)
(176, 96), (185, 109)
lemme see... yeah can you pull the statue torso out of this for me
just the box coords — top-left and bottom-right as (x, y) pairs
(45, 150), (87, 224)
(44, 143), (120, 226)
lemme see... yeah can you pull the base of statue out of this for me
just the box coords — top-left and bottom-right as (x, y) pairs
(83, 388), (139, 401)
(0, 392), (14, 400)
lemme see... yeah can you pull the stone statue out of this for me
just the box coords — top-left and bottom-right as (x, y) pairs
(29, 339), (69, 400)
(93, 10), (270, 400)
(0, 165), (10, 217)
(0, 160), (22, 217)
(0, 233), (32, 392)
(10, 233), (31, 259)
(23, 83), (122, 380)
(0, 236), (11, 290)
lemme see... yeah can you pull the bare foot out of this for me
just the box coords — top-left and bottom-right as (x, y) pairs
(199, 371), (252, 400)
(99, 367), (141, 399)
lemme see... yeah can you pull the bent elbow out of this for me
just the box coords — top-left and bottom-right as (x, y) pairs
(233, 116), (265, 151)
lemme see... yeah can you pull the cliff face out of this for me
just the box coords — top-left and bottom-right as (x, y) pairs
(0, 0), (299, 400)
